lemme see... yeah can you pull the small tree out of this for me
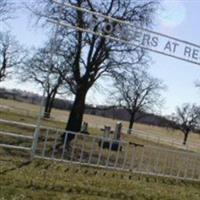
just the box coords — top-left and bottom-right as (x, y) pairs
(0, 32), (23, 82)
(113, 69), (165, 132)
(171, 104), (200, 145)
(21, 41), (70, 118)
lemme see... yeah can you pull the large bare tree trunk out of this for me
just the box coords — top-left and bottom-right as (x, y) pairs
(44, 94), (51, 118)
(43, 89), (57, 118)
(128, 112), (136, 134)
(63, 88), (87, 142)
(183, 131), (189, 145)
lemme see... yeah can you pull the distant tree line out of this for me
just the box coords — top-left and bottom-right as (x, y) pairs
(0, 87), (189, 130)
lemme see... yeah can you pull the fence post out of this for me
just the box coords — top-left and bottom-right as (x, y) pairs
(79, 135), (87, 163)
(130, 145), (135, 170)
(162, 152), (168, 176)
(192, 154), (199, 180)
(42, 129), (49, 157)
(31, 128), (40, 159)
(105, 139), (112, 168)
(169, 152), (176, 177)
(146, 148), (153, 174)
(183, 155), (190, 179)
(114, 141), (121, 168)
(198, 159), (200, 181)
(88, 137), (96, 164)
(122, 144), (128, 169)
(51, 130), (59, 158)
(97, 137), (104, 166)
(61, 132), (68, 160)
(176, 152), (182, 179)
(70, 133), (78, 162)
(155, 150), (161, 174)
(138, 147), (145, 171)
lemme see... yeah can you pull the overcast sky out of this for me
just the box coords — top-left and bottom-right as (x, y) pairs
(1, 0), (200, 116)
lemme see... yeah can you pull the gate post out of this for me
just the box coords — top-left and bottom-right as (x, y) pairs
(31, 127), (40, 159)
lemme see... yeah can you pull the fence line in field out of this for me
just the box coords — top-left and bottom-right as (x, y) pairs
(0, 124), (200, 182)
(94, 124), (200, 152)
(1, 115), (200, 152)
(1, 104), (199, 151)
(34, 128), (200, 182)
(0, 131), (33, 140)
(0, 131), (33, 151)
(0, 119), (63, 132)
(1, 102), (200, 152)
(125, 128), (200, 152)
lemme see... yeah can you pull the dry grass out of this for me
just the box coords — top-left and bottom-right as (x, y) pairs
(0, 149), (200, 200)
(1, 113), (199, 181)
(0, 109), (174, 151)
(1, 98), (200, 146)
(0, 98), (200, 199)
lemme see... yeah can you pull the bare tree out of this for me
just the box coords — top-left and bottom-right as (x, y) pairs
(28, 0), (159, 139)
(171, 104), (200, 145)
(0, 32), (23, 82)
(0, 0), (13, 22)
(112, 69), (165, 132)
(20, 40), (70, 118)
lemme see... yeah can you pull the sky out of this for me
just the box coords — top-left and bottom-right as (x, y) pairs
(0, 0), (200, 116)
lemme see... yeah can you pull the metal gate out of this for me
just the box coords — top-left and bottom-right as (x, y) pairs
(0, 131), (33, 152)
(33, 127), (200, 182)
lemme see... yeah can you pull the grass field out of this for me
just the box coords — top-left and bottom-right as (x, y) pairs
(0, 149), (200, 200)
(1, 98), (200, 146)
(1, 109), (199, 179)
(0, 99), (200, 143)
(0, 109), (188, 150)
(0, 98), (200, 199)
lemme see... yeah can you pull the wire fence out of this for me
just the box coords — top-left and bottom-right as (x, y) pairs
(125, 128), (200, 153)
(93, 123), (200, 152)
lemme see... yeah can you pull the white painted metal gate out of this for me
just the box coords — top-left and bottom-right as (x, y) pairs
(33, 128), (200, 182)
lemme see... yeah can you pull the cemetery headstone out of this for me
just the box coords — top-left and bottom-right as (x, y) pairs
(81, 122), (89, 134)
(103, 126), (111, 138)
(114, 122), (122, 140)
